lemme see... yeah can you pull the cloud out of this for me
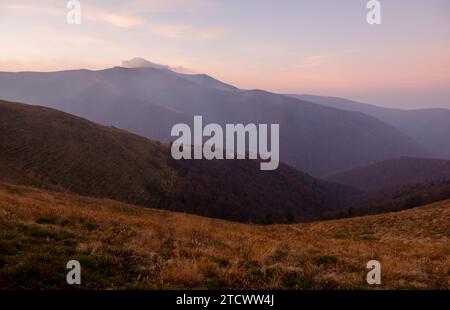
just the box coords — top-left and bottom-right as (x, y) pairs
(150, 23), (228, 41)
(121, 57), (197, 74)
(0, 2), (144, 28)
(1, 1), (223, 36)
(122, 57), (171, 70)
(84, 11), (145, 28)
(128, 0), (210, 12)
(297, 50), (357, 69)
(0, 3), (61, 16)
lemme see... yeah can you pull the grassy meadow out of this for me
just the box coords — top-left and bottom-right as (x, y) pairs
(0, 181), (448, 289)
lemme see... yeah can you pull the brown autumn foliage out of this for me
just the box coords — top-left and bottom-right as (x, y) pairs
(0, 181), (448, 290)
(321, 157), (450, 219)
(0, 99), (357, 224)
(352, 180), (450, 216)
(324, 157), (450, 192)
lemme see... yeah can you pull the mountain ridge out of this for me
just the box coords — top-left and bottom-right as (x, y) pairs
(0, 66), (429, 175)
(290, 94), (450, 160)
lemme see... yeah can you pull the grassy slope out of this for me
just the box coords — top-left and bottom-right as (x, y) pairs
(0, 181), (448, 289)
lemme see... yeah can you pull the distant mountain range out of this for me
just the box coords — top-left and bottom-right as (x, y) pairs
(0, 60), (432, 175)
(291, 94), (450, 160)
(0, 99), (358, 223)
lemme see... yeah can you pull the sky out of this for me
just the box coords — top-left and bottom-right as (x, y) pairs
(0, 0), (449, 109)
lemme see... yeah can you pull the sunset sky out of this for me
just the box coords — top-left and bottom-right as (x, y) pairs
(1, 0), (449, 108)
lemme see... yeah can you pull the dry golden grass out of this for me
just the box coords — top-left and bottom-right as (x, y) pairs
(0, 181), (448, 289)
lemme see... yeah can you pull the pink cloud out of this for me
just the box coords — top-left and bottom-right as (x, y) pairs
(84, 11), (145, 28)
(150, 23), (228, 41)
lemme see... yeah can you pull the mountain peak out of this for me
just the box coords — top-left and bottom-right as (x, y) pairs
(121, 57), (171, 70)
(121, 57), (196, 74)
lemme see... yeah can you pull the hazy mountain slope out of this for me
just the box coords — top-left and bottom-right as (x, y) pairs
(176, 72), (239, 92)
(61, 79), (192, 142)
(291, 94), (450, 159)
(324, 157), (450, 192)
(0, 70), (191, 142)
(217, 90), (429, 175)
(0, 67), (429, 175)
(0, 99), (357, 223)
(99, 67), (428, 174)
(1, 181), (448, 289)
